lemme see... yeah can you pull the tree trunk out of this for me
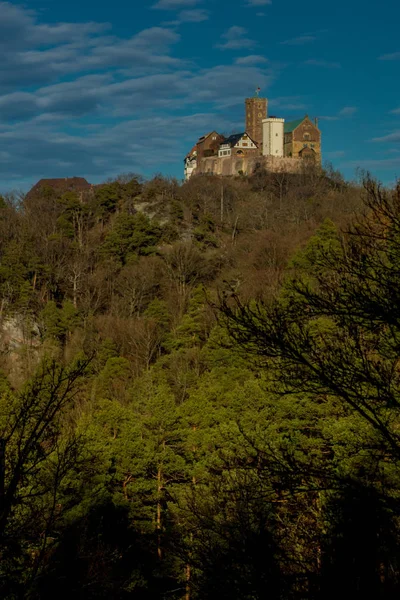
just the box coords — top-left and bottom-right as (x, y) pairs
(0, 439), (5, 515)
(157, 467), (162, 559)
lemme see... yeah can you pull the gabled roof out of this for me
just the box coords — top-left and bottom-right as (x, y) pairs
(223, 133), (245, 147)
(221, 132), (258, 148)
(197, 130), (221, 143)
(284, 118), (307, 134)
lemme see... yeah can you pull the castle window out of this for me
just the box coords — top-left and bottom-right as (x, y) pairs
(242, 142), (248, 146)
(303, 133), (311, 141)
(276, 133), (279, 136)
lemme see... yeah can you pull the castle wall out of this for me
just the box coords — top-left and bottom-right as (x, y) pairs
(196, 154), (302, 178)
(263, 156), (303, 173)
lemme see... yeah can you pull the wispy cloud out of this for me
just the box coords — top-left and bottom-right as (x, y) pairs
(0, 1), (274, 188)
(245, 0), (272, 6)
(269, 96), (307, 112)
(390, 107), (400, 115)
(152, 0), (200, 9)
(281, 35), (316, 46)
(372, 131), (400, 143)
(378, 51), (400, 60)
(319, 106), (358, 121)
(0, 1), (184, 92)
(217, 26), (256, 50)
(339, 106), (358, 117)
(235, 55), (268, 65)
(304, 59), (341, 69)
(178, 9), (209, 21)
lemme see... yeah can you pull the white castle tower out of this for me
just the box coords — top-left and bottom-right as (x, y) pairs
(262, 117), (285, 157)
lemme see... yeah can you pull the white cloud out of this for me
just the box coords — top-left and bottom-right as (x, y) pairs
(281, 35), (316, 46)
(269, 96), (307, 112)
(338, 106), (358, 117)
(0, 0), (278, 190)
(152, 0), (201, 9)
(217, 26), (256, 50)
(0, 22), (183, 92)
(372, 131), (400, 143)
(0, 2), (110, 50)
(319, 106), (358, 121)
(378, 51), (400, 60)
(245, 0), (272, 5)
(177, 9), (210, 22)
(304, 59), (341, 68)
(235, 55), (268, 65)
(319, 116), (339, 121)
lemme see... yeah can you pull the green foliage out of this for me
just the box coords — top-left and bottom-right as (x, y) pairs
(1, 173), (400, 597)
(169, 286), (209, 350)
(101, 212), (162, 264)
(40, 300), (79, 342)
(94, 183), (122, 219)
(289, 218), (341, 272)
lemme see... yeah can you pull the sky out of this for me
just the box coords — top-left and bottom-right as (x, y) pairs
(0, 0), (399, 192)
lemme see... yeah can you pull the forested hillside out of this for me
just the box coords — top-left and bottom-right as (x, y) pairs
(0, 165), (399, 599)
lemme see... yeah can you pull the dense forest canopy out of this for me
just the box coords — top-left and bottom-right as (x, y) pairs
(0, 164), (399, 599)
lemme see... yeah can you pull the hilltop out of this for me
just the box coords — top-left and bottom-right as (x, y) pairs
(1, 164), (357, 348)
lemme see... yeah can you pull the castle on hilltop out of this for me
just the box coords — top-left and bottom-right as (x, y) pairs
(184, 95), (321, 180)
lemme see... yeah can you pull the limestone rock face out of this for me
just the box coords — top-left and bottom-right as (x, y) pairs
(0, 316), (40, 353)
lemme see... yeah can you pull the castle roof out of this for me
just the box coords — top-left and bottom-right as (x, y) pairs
(222, 132), (258, 147)
(284, 118), (306, 134)
(197, 131), (221, 143)
(223, 133), (245, 147)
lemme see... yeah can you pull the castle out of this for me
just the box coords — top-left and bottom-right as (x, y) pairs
(184, 95), (321, 180)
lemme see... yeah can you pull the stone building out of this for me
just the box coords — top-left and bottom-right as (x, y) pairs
(283, 116), (321, 161)
(216, 132), (259, 175)
(196, 131), (225, 163)
(184, 95), (321, 180)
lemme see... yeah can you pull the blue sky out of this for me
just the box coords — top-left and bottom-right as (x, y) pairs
(0, 0), (399, 192)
